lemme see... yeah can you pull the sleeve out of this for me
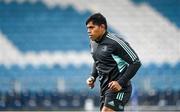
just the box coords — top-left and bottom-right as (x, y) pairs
(89, 40), (99, 80)
(114, 39), (141, 87)
(90, 62), (98, 80)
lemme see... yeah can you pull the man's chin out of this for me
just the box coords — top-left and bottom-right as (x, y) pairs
(90, 37), (95, 41)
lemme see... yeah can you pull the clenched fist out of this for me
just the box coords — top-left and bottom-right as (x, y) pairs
(86, 76), (95, 89)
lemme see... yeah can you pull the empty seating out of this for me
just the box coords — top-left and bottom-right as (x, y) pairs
(0, 2), (91, 52)
(0, 0), (180, 110)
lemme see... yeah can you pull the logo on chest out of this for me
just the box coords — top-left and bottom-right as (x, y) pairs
(101, 45), (108, 52)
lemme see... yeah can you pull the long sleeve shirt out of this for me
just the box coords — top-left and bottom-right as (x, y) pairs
(90, 31), (141, 94)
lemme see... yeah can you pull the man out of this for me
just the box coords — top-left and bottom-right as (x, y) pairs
(86, 13), (141, 112)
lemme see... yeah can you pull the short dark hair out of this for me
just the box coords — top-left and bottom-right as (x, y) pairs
(86, 13), (107, 29)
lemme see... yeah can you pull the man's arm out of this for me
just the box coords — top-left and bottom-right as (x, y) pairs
(118, 59), (141, 87)
(86, 62), (98, 89)
(115, 39), (141, 87)
(87, 40), (99, 88)
(91, 62), (98, 80)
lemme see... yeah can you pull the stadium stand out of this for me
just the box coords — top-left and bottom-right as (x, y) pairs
(131, 0), (180, 28)
(0, 1), (90, 52)
(0, 0), (179, 111)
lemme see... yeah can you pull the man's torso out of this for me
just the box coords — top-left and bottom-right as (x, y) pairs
(90, 32), (129, 94)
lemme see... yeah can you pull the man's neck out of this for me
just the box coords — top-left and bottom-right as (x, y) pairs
(95, 30), (107, 42)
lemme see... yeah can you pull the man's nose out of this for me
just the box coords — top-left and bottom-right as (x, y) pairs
(87, 29), (91, 33)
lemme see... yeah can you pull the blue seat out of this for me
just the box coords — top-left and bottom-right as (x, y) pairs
(131, 0), (180, 28)
(0, 2), (91, 52)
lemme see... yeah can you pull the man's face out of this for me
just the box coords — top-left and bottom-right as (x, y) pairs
(86, 21), (105, 41)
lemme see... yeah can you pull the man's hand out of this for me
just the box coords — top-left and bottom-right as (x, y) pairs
(108, 81), (122, 92)
(86, 76), (95, 89)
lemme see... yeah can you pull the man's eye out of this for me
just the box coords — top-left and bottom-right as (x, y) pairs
(89, 26), (94, 29)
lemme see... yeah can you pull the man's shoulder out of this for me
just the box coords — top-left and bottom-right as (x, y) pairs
(106, 32), (127, 43)
(90, 40), (98, 53)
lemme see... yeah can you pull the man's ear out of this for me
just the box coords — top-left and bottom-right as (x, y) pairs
(100, 24), (106, 29)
